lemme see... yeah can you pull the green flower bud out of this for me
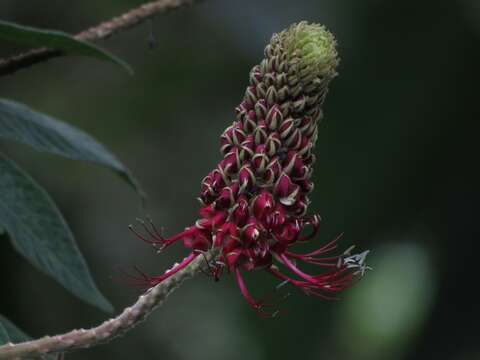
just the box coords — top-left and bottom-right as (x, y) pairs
(275, 21), (339, 91)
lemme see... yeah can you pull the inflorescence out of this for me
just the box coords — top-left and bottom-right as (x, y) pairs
(130, 22), (370, 316)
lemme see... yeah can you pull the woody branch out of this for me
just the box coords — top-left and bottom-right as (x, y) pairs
(0, 0), (203, 76)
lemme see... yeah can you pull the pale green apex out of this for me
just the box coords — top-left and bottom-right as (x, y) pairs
(283, 21), (339, 80)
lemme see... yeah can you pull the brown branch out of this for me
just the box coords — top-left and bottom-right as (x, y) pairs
(0, 0), (202, 76)
(0, 249), (218, 359)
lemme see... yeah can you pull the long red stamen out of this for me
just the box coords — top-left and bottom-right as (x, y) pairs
(267, 267), (334, 300)
(234, 268), (259, 309)
(147, 252), (198, 286)
(275, 253), (320, 286)
(302, 233), (343, 256)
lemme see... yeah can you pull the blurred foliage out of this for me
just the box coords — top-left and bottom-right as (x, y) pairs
(338, 239), (435, 360)
(0, 0), (478, 359)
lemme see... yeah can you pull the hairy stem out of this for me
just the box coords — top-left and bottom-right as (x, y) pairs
(0, 250), (216, 359)
(0, 0), (203, 76)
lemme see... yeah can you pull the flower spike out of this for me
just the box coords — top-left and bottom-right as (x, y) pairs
(132, 22), (369, 314)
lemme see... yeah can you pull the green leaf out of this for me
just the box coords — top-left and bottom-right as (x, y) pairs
(0, 153), (113, 313)
(0, 315), (29, 345)
(0, 322), (8, 345)
(0, 19), (133, 75)
(0, 98), (145, 201)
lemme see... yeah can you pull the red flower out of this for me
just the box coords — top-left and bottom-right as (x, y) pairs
(130, 22), (369, 316)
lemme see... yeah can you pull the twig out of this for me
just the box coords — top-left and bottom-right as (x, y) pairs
(0, 249), (217, 359)
(0, 0), (202, 76)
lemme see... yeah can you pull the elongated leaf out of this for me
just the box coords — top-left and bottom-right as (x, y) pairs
(0, 315), (29, 345)
(0, 321), (8, 345)
(0, 153), (113, 312)
(0, 98), (145, 201)
(0, 20), (132, 74)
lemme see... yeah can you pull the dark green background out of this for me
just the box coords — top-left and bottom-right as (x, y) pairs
(0, 1), (478, 359)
